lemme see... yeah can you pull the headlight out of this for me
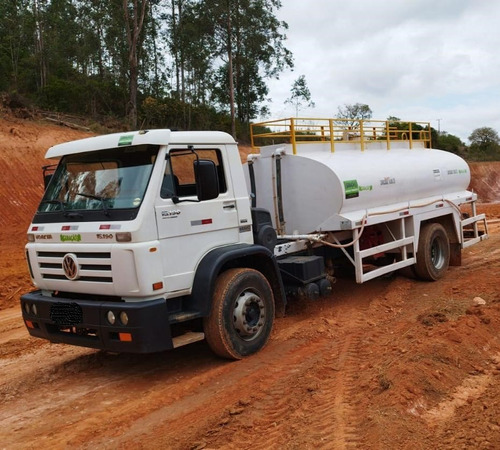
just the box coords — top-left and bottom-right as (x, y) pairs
(120, 311), (129, 325)
(31, 304), (38, 315)
(107, 310), (116, 325)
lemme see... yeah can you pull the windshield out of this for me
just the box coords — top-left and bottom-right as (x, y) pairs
(36, 144), (159, 220)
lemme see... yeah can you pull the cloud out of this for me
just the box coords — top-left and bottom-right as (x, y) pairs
(265, 0), (500, 141)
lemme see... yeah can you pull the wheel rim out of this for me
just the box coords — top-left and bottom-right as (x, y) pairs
(233, 290), (266, 341)
(431, 236), (446, 269)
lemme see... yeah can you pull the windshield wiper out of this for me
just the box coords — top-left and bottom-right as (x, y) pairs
(40, 199), (67, 211)
(76, 192), (110, 216)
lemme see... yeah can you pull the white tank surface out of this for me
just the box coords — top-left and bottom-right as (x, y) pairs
(247, 119), (472, 235)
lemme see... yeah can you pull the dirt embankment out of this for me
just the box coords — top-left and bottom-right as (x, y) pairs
(1, 116), (500, 449)
(0, 117), (92, 310)
(469, 161), (500, 203)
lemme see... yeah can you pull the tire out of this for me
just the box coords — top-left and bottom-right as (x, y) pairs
(317, 278), (333, 297)
(203, 268), (275, 360)
(415, 223), (450, 281)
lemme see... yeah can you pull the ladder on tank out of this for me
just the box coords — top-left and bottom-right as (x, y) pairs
(461, 200), (489, 248)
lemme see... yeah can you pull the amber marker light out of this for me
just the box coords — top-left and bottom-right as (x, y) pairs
(25, 320), (34, 329)
(152, 282), (163, 291)
(119, 333), (132, 342)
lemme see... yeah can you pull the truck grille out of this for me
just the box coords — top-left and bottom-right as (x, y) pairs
(37, 251), (113, 283)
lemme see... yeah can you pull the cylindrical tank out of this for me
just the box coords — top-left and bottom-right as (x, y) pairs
(246, 142), (471, 234)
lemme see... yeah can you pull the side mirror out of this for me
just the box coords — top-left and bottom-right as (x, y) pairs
(43, 174), (53, 189)
(42, 164), (57, 189)
(194, 159), (219, 201)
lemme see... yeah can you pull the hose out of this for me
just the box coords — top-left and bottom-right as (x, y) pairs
(280, 197), (463, 249)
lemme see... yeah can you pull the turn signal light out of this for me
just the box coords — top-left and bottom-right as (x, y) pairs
(119, 333), (132, 342)
(116, 232), (132, 242)
(152, 282), (163, 291)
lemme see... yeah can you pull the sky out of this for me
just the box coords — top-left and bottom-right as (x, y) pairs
(264, 0), (500, 142)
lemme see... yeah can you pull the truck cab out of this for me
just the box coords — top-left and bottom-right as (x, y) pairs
(22, 129), (284, 355)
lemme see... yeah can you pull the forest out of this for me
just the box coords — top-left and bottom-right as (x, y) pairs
(0, 0), (292, 138)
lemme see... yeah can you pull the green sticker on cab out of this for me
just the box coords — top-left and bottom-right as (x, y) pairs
(60, 234), (82, 242)
(118, 135), (134, 146)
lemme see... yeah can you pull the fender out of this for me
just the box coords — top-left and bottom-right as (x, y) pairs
(185, 243), (286, 317)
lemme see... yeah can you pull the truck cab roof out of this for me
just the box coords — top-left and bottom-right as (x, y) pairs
(45, 129), (236, 159)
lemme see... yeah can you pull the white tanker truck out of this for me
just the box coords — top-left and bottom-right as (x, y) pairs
(21, 117), (488, 359)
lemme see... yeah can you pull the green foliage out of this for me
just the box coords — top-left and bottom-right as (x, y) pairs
(194, 0), (293, 129)
(0, 0), (36, 92)
(39, 76), (86, 112)
(469, 127), (499, 147)
(467, 127), (500, 161)
(337, 103), (372, 128)
(140, 95), (234, 135)
(434, 132), (464, 155)
(0, 0), (290, 138)
(285, 75), (315, 116)
(338, 103), (372, 120)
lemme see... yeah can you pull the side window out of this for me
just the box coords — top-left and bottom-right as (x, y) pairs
(160, 148), (227, 199)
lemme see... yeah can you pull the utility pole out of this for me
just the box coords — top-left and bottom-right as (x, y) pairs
(436, 119), (442, 135)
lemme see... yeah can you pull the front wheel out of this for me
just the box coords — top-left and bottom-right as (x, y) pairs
(203, 268), (275, 360)
(415, 223), (450, 281)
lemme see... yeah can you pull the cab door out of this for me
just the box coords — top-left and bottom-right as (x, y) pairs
(154, 146), (240, 293)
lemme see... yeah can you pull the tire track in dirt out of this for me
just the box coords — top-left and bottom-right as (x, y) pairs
(310, 320), (370, 449)
(0, 279), (388, 449)
(423, 352), (500, 427)
(0, 308), (28, 344)
(0, 329), (336, 449)
(87, 335), (332, 449)
(192, 286), (389, 450)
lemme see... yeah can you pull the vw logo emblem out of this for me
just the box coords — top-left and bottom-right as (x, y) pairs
(62, 253), (80, 280)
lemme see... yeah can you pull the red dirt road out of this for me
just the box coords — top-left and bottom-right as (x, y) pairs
(1, 116), (500, 449)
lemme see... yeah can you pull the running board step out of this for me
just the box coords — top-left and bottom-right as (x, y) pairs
(172, 331), (205, 349)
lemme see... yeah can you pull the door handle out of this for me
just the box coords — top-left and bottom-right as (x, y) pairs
(223, 203), (236, 210)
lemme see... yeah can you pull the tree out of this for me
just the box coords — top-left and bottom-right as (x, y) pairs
(199, 0), (293, 137)
(469, 127), (499, 147)
(435, 132), (464, 155)
(123, 0), (150, 129)
(0, 0), (35, 92)
(285, 75), (314, 116)
(337, 103), (372, 128)
(0, 0), (294, 135)
(468, 126), (500, 160)
(387, 115), (400, 124)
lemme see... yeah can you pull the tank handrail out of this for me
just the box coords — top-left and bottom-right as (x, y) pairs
(250, 117), (432, 155)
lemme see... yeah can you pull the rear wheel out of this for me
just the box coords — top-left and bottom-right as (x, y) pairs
(415, 223), (450, 281)
(203, 268), (275, 360)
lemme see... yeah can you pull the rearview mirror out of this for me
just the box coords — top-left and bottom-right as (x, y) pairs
(42, 164), (57, 189)
(194, 159), (219, 201)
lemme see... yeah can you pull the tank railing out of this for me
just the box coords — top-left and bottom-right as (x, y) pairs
(251, 117), (432, 155)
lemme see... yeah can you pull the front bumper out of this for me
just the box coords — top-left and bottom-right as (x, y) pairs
(20, 291), (173, 353)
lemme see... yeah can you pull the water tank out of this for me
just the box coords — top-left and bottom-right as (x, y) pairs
(246, 142), (471, 235)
